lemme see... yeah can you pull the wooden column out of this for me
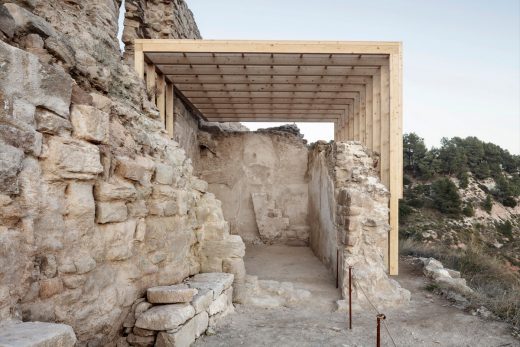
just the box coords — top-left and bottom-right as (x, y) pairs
(166, 82), (175, 138)
(156, 73), (166, 127)
(359, 87), (366, 144)
(134, 43), (145, 80)
(365, 79), (373, 150)
(388, 49), (402, 276)
(372, 71), (382, 154)
(347, 103), (354, 140)
(380, 65), (390, 188)
(146, 63), (156, 103)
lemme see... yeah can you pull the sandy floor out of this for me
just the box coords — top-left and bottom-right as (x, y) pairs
(195, 244), (518, 347)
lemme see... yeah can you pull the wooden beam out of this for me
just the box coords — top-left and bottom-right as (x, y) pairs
(166, 82), (175, 138)
(146, 63), (156, 102)
(190, 97), (354, 105)
(158, 64), (379, 76)
(169, 75), (371, 85)
(353, 97), (360, 141)
(372, 71), (381, 153)
(380, 65), (390, 188)
(197, 104), (349, 111)
(156, 73), (166, 127)
(206, 117), (338, 122)
(347, 103), (354, 140)
(146, 52), (390, 66)
(365, 78), (373, 150)
(359, 86), (366, 143)
(137, 39), (401, 55)
(183, 91), (360, 99)
(176, 83), (367, 92)
(134, 43), (145, 80)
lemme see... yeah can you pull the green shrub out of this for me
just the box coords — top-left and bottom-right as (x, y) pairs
(399, 202), (414, 220)
(431, 178), (462, 215)
(483, 195), (493, 213)
(458, 171), (469, 189)
(502, 196), (517, 208)
(496, 220), (513, 238)
(462, 203), (475, 217)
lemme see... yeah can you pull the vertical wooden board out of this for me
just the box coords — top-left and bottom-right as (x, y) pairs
(388, 52), (401, 276)
(157, 73), (166, 127)
(359, 87), (366, 144)
(348, 103), (354, 140)
(353, 97), (360, 141)
(166, 82), (175, 138)
(372, 72), (382, 154)
(398, 49), (404, 199)
(365, 79), (373, 150)
(380, 65), (390, 189)
(134, 43), (145, 80)
(146, 63), (156, 103)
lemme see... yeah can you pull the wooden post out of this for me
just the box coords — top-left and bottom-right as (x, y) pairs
(372, 71), (382, 154)
(134, 42), (145, 80)
(365, 79), (373, 150)
(146, 63), (156, 103)
(166, 82), (175, 138)
(156, 73), (166, 127)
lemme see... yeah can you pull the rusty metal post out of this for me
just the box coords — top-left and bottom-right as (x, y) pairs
(336, 249), (339, 288)
(349, 266), (352, 330)
(376, 313), (386, 347)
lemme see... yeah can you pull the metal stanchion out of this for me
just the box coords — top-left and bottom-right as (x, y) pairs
(349, 266), (352, 330)
(376, 313), (386, 347)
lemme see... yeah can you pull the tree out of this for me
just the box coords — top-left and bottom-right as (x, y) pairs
(430, 178), (462, 215)
(403, 133), (428, 177)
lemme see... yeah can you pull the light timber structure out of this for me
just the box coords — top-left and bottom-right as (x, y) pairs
(133, 39), (403, 275)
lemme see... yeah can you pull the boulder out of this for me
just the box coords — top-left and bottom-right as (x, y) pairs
(146, 284), (198, 304)
(0, 321), (76, 347)
(134, 304), (195, 331)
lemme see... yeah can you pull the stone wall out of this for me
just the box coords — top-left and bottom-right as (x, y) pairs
(0, 1), (245, 346)
(196, 126), (310, 244)
(308, 142), (410, 308)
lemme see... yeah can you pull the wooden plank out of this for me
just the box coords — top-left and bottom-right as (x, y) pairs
(353, 97), (360, 141)
(388, 48), (402, 276)
(197, 104), (349, 111)
(166, 82), (175, 138)
(204, 110), (344, 116)
(176, 83), (367, 92)
(206, 117), (339, 122)
(347, 103), (354, 140)
(146, 52), (390, 66)
(372, 71), (381, 153)
(134, 43), (145, 80)
(380, 65), (390, 189)
(159, 64), (379, 76)
(183, 91), (360, 99)
(359, 87), (366, 143)
(169, 75), (371, 85)
(190, 97), (354, 105)
(146, 63), (156, 102)
(137, 39), (401, 55)
(365, 78), (373, 150)
(156, 73), (166, 127)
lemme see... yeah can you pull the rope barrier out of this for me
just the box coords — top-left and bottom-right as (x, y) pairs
(350, 268), (398, 347)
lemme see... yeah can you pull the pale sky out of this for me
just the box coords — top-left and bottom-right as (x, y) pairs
(186, 0), (520, 154)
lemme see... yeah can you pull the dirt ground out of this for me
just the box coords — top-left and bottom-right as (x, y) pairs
(195, 244), (519, 347)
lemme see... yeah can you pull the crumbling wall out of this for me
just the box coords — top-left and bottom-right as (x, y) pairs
(308, 142), (409, 308)
(0, 1), (244, 345)
(196, 127), (310, 244)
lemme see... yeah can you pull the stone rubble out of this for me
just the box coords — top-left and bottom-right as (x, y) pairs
(420, 257), (474, 303)
(122, 272), (234, 346)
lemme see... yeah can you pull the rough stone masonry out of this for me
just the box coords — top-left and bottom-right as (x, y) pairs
(0, 1), (245, 345)
(0, 1), (408, 346)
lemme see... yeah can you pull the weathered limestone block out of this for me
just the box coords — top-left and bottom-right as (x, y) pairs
(189, 178), (208, 192)
(126, 333), (154, 347)
(251, 192), (289, 243)
(134, 304), (195, 331)
(96, 201), (128, 224)
(115, 156), (155, 185)
(222, 258), (246, 283)
(191, 289), (213, 314)
(3, 3), (56, 37)
(147, 284), (197, 304)
(0, 321), (76, 347)
(128, 200), (148, 218)
(155, 310), (208, 347)
(208, 288), (232, 316)
(0, 142), (24, 194)
(200, 235), (245, 259)
(35, 108), (72, 135)
(0, 40), (72, 118)
(0, 123), (42, 156)
(154, 163), (175, 185)
(197, 221), (229, 241)
(185, 273), (234, 300)
(73, 254), (96, 274)
(39, 277), (64, 299)
(99, 220), (136, 261)
(43, 137), (103, 180)
(70, 105), (109, 143)
(94, 180), (137, 202)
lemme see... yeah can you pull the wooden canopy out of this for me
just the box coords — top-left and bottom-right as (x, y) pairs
(133, 39), (402, 275)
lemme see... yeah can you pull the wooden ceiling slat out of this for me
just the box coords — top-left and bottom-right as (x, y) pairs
(146, 52), (389, 66)
(175, 83), (365, 92)
(190, 97), (354, 105)
(203, 110), (344, 115)
(159, 65), (378, 76)
(197, 104), (348, 110)
(206, 117), (339, 122)
(167, 75), (370, 84)
(184, 91), (359, 99)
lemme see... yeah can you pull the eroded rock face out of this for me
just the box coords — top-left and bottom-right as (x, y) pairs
(308, 142), (410, 308)
(0, 1), (245, 346)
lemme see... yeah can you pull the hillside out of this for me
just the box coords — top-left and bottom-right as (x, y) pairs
(399, 133), (520, 327)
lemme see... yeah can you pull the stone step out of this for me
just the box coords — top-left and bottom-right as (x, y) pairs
(134, 304), (195, 331)
(147, 284), (198, 304)
(185, 273), (234, 300)
(0, 321), (76, 347)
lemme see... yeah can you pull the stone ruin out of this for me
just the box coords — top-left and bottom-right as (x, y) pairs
(0, 1), (408, 346)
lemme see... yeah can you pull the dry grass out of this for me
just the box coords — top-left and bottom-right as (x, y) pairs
(400, 239), (520, 328)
